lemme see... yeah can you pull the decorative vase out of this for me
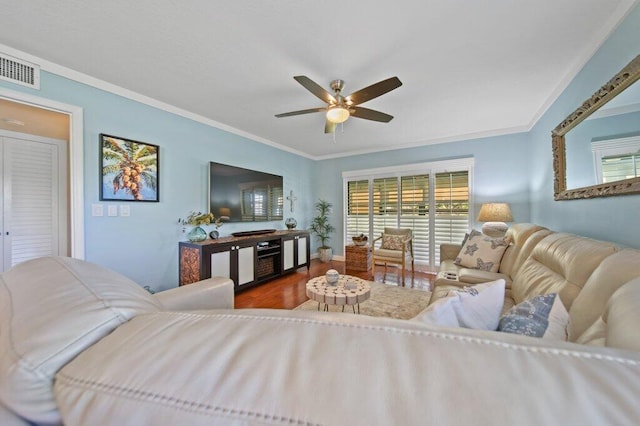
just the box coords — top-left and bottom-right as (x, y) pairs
(325, 269), (339, 285)
(285, 217), (297, 230)
(187, 226), (207, 242)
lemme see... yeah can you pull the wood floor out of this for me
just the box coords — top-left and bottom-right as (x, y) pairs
(234, 259), (435, 309)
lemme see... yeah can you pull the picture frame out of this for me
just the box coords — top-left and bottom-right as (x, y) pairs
(99, 134), (159, 202)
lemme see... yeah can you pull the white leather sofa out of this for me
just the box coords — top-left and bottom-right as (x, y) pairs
(2, 249), (640, 425)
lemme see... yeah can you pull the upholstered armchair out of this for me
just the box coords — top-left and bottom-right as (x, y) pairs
(371, 227), (414, 285)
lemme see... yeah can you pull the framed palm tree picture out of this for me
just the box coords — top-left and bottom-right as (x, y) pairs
(100, 134), (159, 202)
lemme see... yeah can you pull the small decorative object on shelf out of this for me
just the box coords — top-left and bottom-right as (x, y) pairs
(285, 217), (297, 230)
(179, 211), (222, 242)
(352, 233), (368, 246)
(187, 226), (207, 242)
(209, 230), (219, 239)
(325, 269), (339, 285)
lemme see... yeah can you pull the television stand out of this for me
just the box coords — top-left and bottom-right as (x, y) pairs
(178, 230), (310, 291)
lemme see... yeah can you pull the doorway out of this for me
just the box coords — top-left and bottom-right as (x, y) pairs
(0, 87), (84, 267)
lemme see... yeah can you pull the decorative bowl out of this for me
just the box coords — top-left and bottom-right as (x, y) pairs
(352, 234), (368, 246)
(325, 269), (340, 285)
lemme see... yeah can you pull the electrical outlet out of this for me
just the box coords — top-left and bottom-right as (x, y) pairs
(120, 205), (130, 217)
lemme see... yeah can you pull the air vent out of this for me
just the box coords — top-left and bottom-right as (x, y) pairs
(0, 52), (40, 89)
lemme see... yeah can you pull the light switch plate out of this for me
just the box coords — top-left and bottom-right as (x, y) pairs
(91, 204), (103, 217)
(107, 205), (118, 217)
(120, 205), (130, 217)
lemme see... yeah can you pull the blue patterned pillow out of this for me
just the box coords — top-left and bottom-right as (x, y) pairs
(498, 293), (569, 340)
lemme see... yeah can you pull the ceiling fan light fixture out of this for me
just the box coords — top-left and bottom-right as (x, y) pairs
(326, 106), (350, 123)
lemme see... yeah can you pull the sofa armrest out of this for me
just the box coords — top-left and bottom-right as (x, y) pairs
(155, 277), (234, 311)
(440, 243), (461, 261)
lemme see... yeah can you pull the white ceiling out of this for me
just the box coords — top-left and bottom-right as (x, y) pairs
(0, 0), (637, 159)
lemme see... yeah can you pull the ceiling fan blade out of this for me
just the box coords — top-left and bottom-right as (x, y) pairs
(324, 120), (337, 134)
(275, 107), (326, 118)
(345, 77), (402, 105)
(294, 76), (337, 104)
(350, 106), (394, 122)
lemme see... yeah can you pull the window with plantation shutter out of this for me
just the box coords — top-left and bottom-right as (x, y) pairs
(434, 171), (469, 264)
(601, 154), (640, 182)
(400, 175), (429, 264)
(372, 177), (398, 239)
(592, 137), (640, 184)
(343, 158), (473, 270)
(346, 180), (369, 241)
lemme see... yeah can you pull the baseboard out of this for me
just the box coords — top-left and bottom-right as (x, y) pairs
(310, 253), (345, 262)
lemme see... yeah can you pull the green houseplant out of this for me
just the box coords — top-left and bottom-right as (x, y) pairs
(309, 199), (336, 262)
(179, 211), (222, 242)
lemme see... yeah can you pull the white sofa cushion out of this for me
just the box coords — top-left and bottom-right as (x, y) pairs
(0, 257), (161, 424)
(512, 233), (618, 310)
(54, 308), (640, 425)
(577, 278), (640, 351)
(568, 249), (640, 341)
(413, 279), (505, 330)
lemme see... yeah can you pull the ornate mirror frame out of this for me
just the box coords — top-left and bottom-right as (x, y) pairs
(552, 55), (640, 200)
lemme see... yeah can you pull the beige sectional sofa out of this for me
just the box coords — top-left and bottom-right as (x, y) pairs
(2, 227), (640, 424)
(432, 223), (640, 333)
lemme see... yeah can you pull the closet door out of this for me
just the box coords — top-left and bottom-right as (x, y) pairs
(2, 135), (67, 270)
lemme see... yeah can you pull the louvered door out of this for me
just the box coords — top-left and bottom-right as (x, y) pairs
(1, 134), (67, 271)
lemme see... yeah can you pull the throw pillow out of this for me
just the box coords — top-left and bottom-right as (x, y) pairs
(381, 234), (405, 250)
(454, 229), (510, 273)
(412, 279), (506, 330)
(498, 293), (569, 340)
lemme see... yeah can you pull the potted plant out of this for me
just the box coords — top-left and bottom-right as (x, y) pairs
(179, 211), (222, 242)
(309, 199), (336, 262)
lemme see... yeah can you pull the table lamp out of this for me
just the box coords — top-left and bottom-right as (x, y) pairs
(477, 203), (513, 237)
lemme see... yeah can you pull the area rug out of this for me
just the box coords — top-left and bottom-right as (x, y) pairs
(293, 281), (432, 320)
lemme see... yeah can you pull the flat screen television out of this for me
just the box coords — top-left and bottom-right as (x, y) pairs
(209, 162), (284, 222)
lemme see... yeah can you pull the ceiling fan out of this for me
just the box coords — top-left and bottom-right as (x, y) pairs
(275, 76), (402, 134)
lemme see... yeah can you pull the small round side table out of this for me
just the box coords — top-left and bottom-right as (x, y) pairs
(306, 274), (371, 314)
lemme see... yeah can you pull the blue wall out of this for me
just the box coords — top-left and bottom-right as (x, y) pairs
(1, 74), (316, 291)
(528, 4), (640, 247)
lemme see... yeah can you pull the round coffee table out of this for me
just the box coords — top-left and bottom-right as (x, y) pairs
(306, 274), (371, 314)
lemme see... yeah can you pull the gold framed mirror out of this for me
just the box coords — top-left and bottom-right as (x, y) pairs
(552, 54), (640, 200)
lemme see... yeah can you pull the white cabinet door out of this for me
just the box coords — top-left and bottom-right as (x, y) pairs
(210, 250), (231, 280)
(297, 236), (307, 266)
(237, 246), (255, 285)
(283, 238), (294, 270)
